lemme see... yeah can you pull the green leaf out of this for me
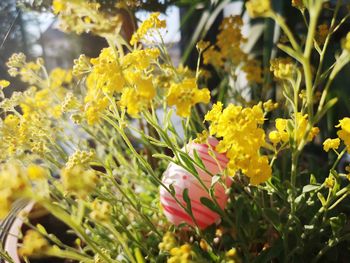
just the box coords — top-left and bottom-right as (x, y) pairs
(302, 184), (321, 193)
(192, 149), (205, 170)
(200, 197), (220, 215)
(182, 188), (192, 216)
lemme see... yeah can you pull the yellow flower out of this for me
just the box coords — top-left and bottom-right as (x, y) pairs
(130, 12), (166, 45)
(269, 130), (281, 145)
(203, 46), (224, 67)
(343, 32), (350, 52)
(52, 0), (65, 14)
(168, 244), (195, 263)
(61, 165), (98, 197)
(0, 80), (10, 89)
(19, 230), (50, 257)
(119, 72), (156, 117)
(0, 162), (28, 219)
(242, 59), (263, 84)
(246, 0), (271, 18)
(159, 232), (177, 252)
(324, 176), (334, 189)
(336, 117), (350, 152)
(323, 138), (340, 152)
(66, 150), (95, 169)
(27, 164), (48, 180)
(166, 78), (210, 118)
(90, 47), (125, 93)
(263, 99), (278, 112)
(89, 199), (112, 222)
(122, 48), (160, 71)
(270, 58), (295, 80)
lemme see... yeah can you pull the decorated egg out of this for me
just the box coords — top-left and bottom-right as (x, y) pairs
(160, 137), (231, 229)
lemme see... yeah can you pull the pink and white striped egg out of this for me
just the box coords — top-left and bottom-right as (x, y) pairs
(159, 137), (231, 229)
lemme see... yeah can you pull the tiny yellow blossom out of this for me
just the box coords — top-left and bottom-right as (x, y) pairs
(61, 165), (98, 197)
(167, 78), (210, 118)
(19, 230), (50, 257)
(159, 232), (177, 252)
(246, 0), (271, 18)
(263, 99), (278, 112)
(343, 32), (350, 52)
(336, 117), (350, 152)
(27, 164), (48, 180)
(168, 244), (195, 263)
(269, 131), (281, 145)
(324, 176), (335, 189)
(89, 199), (112, 222)
(270, 58), (296, 80)
(323, 138), (341, 152)
(0, 80), (10, 89)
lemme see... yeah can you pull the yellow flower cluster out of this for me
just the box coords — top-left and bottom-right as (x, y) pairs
(66, 150), (95, 169)
(269, 113), (319, 145)
(61, 165), (98, 198)
(242, 59), (263, 84)
(203, 16), (247, 68)
(246, 0), (271, 18)
(6, 53), (41, 85)
(168, 244), (195, 263)
(336, 117), (350, 152)
(0, 163), (27, 219)
(52, 0), (121, 37)
(263, 99), (279, 112)
(205, 102), (271, 185)
(166, 78), (210, 117)
(159, 232), (177, 252)
(83, 47), (160, 123)
(130, 12), (166, 45)
(19, 230), (50, 257)
(89, 199), (112, 222)
(270, 58), (296, 80)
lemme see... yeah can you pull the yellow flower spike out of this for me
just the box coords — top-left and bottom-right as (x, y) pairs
(246, 0), (271, 18)
(158, 232), (177, 252)
(323, 138), (340, 152)
(166, 78), (210, 118)
(336, 117), (350, 133)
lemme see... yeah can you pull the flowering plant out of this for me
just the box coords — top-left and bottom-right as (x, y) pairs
(1, 0), (350, 262)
